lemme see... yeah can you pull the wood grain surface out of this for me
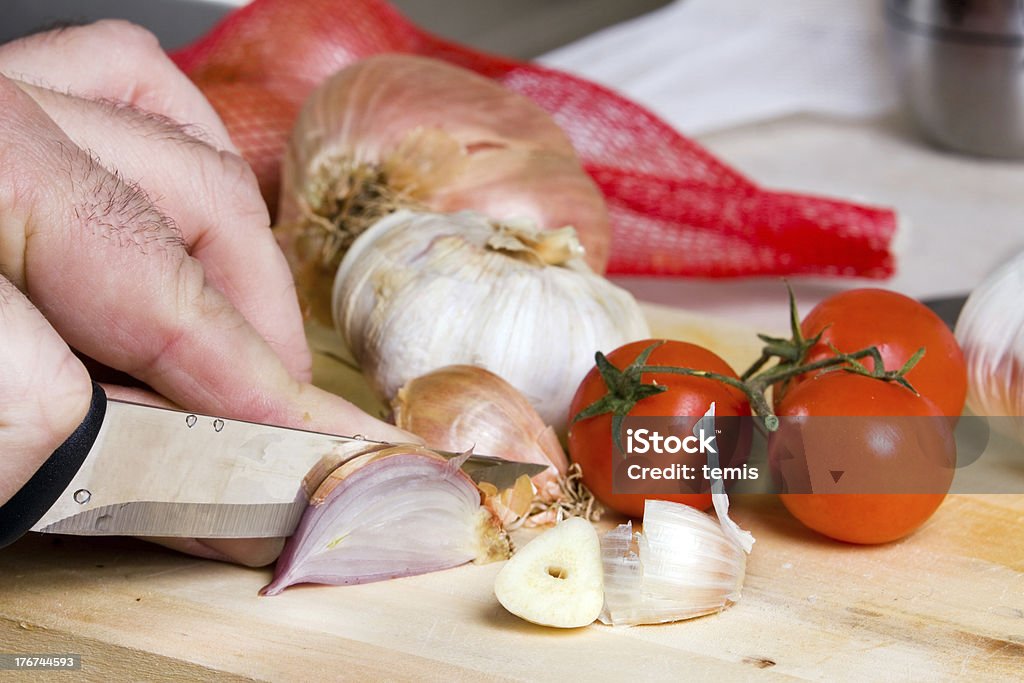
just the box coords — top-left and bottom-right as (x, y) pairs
(2, 305), (1022, 681)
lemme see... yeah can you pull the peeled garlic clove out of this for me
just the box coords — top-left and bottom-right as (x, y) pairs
(393, 365), (568, 502)
(260, 445), (509, 595)
(494, 517), (604, 628)
(600, 499), (749, 626)
(955, 251), (1024, 440)
(334, 210), (650, 432)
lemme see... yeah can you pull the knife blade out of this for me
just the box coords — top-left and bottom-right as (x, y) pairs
(921, 294), (968, 331)
(0, 384), (546, 545)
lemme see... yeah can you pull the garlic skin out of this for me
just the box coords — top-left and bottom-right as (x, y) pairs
(600, 500), (748, 626)
(955, 251), (1024, 439)
(394, 365), (568, 502)
(334, 210), (650, 432)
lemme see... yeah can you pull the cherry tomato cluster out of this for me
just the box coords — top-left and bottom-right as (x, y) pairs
(567, 288), (967, 544)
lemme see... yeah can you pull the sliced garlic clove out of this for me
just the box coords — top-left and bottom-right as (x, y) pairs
(494, 517), (604, 628)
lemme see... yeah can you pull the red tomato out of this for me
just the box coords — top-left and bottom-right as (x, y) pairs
(777, 289), (967, 417)
(770, 373), (955, 544)
(568, 340), (751, 519)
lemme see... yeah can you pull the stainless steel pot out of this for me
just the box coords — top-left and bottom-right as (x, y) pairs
(886, 0), (1024, 157)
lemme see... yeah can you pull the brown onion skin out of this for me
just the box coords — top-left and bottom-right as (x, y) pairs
(277, 54), (611, 272)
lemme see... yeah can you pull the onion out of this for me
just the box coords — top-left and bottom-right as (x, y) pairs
(261, 445), (509, 595)
(275, 54), (611, 323)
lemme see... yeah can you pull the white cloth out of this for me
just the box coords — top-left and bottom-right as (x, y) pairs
(541, 0), (898, 135)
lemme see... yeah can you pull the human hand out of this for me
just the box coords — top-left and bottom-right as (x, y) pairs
(0, 22), (412, 566)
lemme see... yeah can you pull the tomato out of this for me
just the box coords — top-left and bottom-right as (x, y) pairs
(568, 340), (751, 519)
(770, 373), (955, 544)
(777, 289), (967, 417)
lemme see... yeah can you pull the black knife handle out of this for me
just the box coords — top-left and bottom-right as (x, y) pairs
(0, 382), (107, 548)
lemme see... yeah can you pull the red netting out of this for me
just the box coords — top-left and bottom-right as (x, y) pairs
(171, 0), (896, 278)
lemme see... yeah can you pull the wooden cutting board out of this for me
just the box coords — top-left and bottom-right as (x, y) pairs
(2, 305), (1022, 681)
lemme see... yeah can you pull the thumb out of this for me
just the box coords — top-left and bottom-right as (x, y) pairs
(0, 275), (93, 505)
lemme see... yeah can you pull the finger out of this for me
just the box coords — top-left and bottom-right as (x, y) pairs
(0, 277), (282, 567)
(0, 76), (411, 447)
(0, 20), (235, 152)
(0, 274), (92, 506)
(16, 81), (311, 381)
(100, 383), (177, 409)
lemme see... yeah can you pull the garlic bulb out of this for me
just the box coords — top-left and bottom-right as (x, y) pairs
(393, 365), (568, 501)
(276, 54), (610, 323)
(334, 210), (650, 432)
(955, 251), (1024, 439)
(261, 445), (509, 595)
(600, 499), (748, 626)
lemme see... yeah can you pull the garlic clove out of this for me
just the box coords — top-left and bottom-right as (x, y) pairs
(600, 405), (752, 625)
(393, 365), (568, 500)
(393, 366), (604, 529)
(599, 499), (749, 627)
(494, 517), (604, 628)
(260, 445), (509, 595)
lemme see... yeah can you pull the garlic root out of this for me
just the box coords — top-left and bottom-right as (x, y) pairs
(277, 54), (611, 324)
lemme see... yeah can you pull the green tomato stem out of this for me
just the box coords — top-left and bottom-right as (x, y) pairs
(641, 346), (889, 432)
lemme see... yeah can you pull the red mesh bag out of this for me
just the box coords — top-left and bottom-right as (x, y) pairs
(171, 0), (896, 278)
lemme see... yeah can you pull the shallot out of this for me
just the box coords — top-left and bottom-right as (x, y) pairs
(261, 445), (509, 595)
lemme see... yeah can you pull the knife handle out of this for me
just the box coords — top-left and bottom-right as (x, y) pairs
(0, 382), (107, 549)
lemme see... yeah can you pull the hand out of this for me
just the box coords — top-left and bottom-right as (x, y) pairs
(0, 22), (412, 566)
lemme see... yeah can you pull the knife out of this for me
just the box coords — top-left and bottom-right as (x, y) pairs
(922, 295), (968, 331)
(0, 383), (546, 548)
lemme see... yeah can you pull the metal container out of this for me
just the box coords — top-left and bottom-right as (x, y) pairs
(885, 0), (1024, 157)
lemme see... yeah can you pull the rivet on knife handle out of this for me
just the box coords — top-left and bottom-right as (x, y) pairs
(0, 382), (107, 548)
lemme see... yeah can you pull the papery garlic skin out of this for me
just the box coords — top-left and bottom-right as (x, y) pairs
(334, 210), (650, 432)
(394, 365), (568, 502)
(955, 252), (1024, 439)
(261, 445), (509, 595)
(600, 500), (748, 626)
